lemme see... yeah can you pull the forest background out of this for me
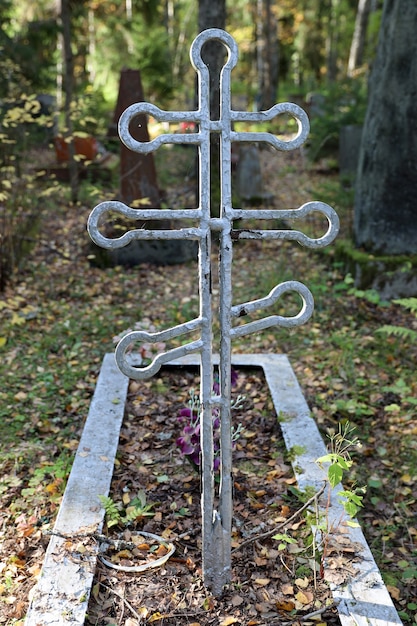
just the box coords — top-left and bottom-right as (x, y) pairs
(1, 1), (417, 625)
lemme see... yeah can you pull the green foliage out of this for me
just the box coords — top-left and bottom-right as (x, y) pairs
(0, 8), (57, 96)
(88, 5), (173, 105)
(272, 532), (297, 551)
(378, 298), (417, 344)
(307, 78), (368, 162)
(98, 495), (120, 528)
(0, 89), (59, 289)
(316, 422), (366, 521)
(99, 491), (156, 529)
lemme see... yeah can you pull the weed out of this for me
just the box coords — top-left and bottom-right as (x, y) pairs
(99, 491), (156, 529)
(316, 422), (365, 522)
(378, 298), (417, 343)
(286, 445), (307, 462)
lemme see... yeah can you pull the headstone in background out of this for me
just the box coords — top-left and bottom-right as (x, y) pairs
(111, 68), (162, 208)
(95, 68), (197, 267)
(339, 125), (362, 178)
(306, 92), (326, 118)
(236, 144), (273, 204)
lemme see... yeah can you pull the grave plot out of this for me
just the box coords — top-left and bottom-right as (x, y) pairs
(25, 355), (401, 626)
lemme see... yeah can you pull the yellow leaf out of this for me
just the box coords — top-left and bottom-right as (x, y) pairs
(254, 578), (270, 586)
(295, 576), (309, 588)
(220, 617), (239, 626)
(11, 313), (25, 326)
(14, 391), (27, 401)
(295, 590), (313, 605)
(148, 612), (165, 623)
(400, 474), (412, 484)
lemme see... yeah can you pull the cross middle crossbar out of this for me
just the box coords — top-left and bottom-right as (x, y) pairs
(88, 28), (339, 595)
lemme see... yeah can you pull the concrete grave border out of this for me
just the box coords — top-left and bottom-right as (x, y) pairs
(25, 354), (402, 626)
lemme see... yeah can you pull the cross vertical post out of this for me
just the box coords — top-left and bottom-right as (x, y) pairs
(88, 28), (339, 596)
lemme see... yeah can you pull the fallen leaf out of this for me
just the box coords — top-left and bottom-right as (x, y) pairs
(386, 585), (401, 601)
(148, 611), (165, 622)
(220, 617), (239, 626)
(281, 583), (294, 595)
(295, 590), (314, 605)
(276, 599), (295, 611)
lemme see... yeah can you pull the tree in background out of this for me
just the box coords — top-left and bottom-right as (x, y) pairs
(255, 0), (279, 110)
(60, 0), (78, 203)
(354, 0), (417, 254)
(347, 0), (372, 77)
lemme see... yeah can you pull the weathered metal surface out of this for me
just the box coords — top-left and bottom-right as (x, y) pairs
(88, 28), (339, 595)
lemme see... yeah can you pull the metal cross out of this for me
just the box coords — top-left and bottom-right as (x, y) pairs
(88, 28), (339, 596)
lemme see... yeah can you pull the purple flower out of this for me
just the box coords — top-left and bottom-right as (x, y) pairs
(176, 369), (240, 472)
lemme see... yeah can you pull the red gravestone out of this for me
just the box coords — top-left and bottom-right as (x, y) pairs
(111, 69), (161, 208)
(97, 68), (196, 266)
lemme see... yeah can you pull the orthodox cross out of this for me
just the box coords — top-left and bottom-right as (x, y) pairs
(88, 29), (339, 596)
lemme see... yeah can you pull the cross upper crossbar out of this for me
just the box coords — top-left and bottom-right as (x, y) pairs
(88, 28), (339, 595)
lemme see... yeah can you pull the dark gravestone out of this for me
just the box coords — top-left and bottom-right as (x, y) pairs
(236, 144), (273, 204)
(339, 125), (362, 178)
(95, 69), (197, 267)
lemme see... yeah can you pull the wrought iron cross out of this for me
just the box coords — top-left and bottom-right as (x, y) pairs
(88, 29), (339, 595)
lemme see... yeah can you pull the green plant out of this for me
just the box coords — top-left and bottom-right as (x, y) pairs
(99, 491), (156, 529)
(307, 78), (367, 162)
(0, 87), (59, 290)
(272, 532), (297, 551)
(316, 422), (366, 522)
(377, 298), (417, 343)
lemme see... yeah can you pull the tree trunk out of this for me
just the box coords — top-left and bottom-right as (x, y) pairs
(60, 0), (78, 203)
(255, 0), (279, 110)
(347, 0), (372, 77)
(354, 0), (417, 254)
(326, 0), (340, 82)
(198, 0), (226, 218)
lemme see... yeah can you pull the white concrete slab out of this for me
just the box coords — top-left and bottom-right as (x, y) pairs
(25, 354), (129, 626)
